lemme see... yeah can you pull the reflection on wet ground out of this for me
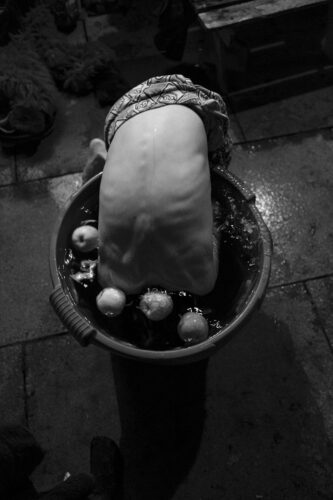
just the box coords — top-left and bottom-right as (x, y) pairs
(231, 130), (333, 285)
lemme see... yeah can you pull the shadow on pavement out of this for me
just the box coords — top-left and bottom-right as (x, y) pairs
(199, 308), (333, 499)
(110, 301), (333, 499)
(111, 355), (208, 500)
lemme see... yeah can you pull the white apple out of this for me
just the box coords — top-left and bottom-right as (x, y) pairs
(139, 291), (173, 321)
(177, 312), (209, 345)
(71, 225), (98, 253)
(96, 287), (126, 317)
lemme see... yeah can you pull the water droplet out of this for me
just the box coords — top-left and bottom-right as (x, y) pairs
(64, 249), (74, 265)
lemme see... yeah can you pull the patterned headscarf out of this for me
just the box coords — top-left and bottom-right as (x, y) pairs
(104, 74), (232, 168)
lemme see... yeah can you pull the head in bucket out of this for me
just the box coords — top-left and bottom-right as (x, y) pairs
(76, 74), (232, 344)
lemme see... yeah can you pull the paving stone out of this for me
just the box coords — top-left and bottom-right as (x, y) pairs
(0, 174), (82, 346)
(26, 335), (121, 491)
(229, 114), (245, 144)
(84, 10), (160, 60)
(0, 147), (15, 186)
(16, 94), (106, 182)
(116, 54), (173, 90)
(230, 129), (333, 285)
(307, 276), (333, 348)
(236, 86), (333, 141)
(101, 284), (333, 499)
(0, 345), (26, 426)
(180, 284), (333, 500)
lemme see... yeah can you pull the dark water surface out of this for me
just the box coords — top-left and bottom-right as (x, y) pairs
(63, 183), (260, 351)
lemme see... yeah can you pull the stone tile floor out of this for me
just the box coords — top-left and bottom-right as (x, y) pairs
(1, 11), (333, 500)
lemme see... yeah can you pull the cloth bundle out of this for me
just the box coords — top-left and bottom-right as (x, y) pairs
(104, 74), (232, 168)
(17, 5), (117, 97)
(0, 38), (57, 141)
(0, 3), (128, 149)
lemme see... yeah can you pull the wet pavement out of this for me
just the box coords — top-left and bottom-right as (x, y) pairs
(1, 8), (333, 500)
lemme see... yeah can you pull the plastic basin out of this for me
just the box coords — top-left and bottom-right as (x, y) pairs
(49, 166), (272, 364)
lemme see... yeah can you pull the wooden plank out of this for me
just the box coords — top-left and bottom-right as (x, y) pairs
(230, 65), (333, 97)
(198, 0), (328, 30)
(192, 0), (252, 14)
(229, 64), (333, 111)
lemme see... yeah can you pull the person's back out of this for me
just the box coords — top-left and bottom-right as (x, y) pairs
(98, 104), (218, 295)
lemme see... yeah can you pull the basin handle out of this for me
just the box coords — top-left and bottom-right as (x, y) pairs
(49, 285), (96, 347)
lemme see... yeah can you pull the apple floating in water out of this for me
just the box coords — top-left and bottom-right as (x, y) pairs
(71, 225), (99, 253)
(177, 311), (209, 345)
(139, 290), (174, 321)
(96, 287), (126, 317)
